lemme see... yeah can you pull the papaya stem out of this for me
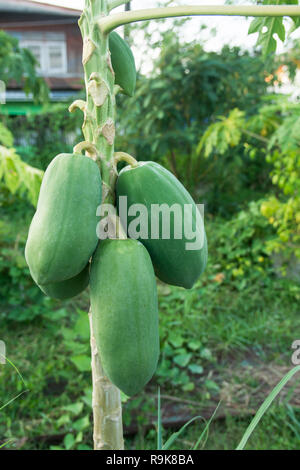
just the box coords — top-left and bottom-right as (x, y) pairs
(73, 141), (98, 159)
(114, 151), (138, 171)
(98, 5), (300, 34)
(79, 0), (124, 450)
(89, 310), (124, 450)
(68, 99), (87, 114)
(108, 213), (128, 240)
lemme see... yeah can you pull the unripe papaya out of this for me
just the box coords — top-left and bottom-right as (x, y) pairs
(90, 239), (159, 397)
(25, 153), (101, 285)
(116, 161), (207, 289)
(38, 263), (89, 300)
(109, 31), (136, 97)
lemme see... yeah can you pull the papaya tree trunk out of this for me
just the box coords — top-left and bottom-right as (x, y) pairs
(89, 311), (124, 449)
(73, 0), (124, 450)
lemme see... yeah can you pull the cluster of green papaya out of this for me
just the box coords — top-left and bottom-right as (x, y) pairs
(25, 153), (101, 298)
(25, 33), (207, 397)
(116, 161), (208, 289)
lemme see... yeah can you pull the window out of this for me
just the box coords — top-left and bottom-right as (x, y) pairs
(25, 43), (42, 69)
(49, 44), (64, 71)
(20, 39), (67, 75)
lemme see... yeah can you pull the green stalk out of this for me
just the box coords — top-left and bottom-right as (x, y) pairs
(99, 4), (300, 33)
(73, 0), (124, 450)
(78, 0), (116, 192)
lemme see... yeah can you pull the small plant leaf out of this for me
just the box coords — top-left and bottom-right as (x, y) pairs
(236, 365), (300, 450)
(162, 416), (203, 450)
(157, 387), (162, 450)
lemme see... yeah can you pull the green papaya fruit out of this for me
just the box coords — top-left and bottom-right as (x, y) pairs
(116, 161), (207, 289)
(109, 31), (136, 97)
(90, 239), (159, 397)
(38, 263), (90, 300)
(25, 153), (101, 285)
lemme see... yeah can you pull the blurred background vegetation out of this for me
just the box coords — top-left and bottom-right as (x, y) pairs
(1, 15), (300, 450)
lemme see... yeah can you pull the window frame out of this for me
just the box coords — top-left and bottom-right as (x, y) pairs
(20, 39), (68, 76)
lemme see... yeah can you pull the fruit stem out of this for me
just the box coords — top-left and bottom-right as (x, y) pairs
(114, 151), (139, 171)
(73, 141), (98, 159)
(99, 5), (300, 34)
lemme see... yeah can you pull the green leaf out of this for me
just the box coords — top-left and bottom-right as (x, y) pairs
(237, 365), (300, 450)
(56, 414), (70, 428)
(62, 402), (84, 415)
(173, 353), (192, 368)
(248, 17), (263, 35)
(157, 387), (162, 451)
(188, 364), (204, 375)
(197, 108), (244, 158)
(74, 310), (90, 340)
(120, 391), (130, 403)
(82, 388), (93, 408)
(290, 16), (300, 33)
(0, 124), (13, 147)
(193, 402), (221, 450)
(168, 334), (184, 348)
(0, 390), (29, 412)
(0, 145), (43, 206)
(73, 415), (90, 432)
(0, 439), (13, 449)
(162, 416), (203, 450)
(200, 348), (213, 360)
(188, 340), (202, 351)
(75, 431), (83, 443)
(182, 382), (195, 392)
(205, 380), (219, 392)
(248, 16), (285, 56)
(70, 355), (91, 372)
(64, 433), (75, 450)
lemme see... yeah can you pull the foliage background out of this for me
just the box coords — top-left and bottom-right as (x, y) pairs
(1, 2), (300, 450)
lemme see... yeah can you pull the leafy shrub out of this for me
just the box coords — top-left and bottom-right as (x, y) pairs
(208, 200), (273, 285)
(0, 212), (46, 322)
(3, 103), (83, 171)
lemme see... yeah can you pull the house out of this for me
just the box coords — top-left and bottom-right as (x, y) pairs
(0, 0), (83, 115)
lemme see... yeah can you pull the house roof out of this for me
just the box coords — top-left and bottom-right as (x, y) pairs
(0, 0), (81, 16)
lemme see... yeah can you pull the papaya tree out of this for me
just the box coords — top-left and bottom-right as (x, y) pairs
(23, 0), (300, 451)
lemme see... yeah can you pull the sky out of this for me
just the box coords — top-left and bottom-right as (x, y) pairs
(31, 0), (258, 52)
(30, 0), (300, 73)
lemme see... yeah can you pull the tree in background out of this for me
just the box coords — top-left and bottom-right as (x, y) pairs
(116, 28), (277, 213)
(0, 31), (50, 207)
(0, 30), (48, 104)
(198, 94), (300, 266)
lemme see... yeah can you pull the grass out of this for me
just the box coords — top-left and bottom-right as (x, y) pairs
(125, 405), (300, 450)
(1, 213), (300, 450)
(1, 271), (299, 449)
(160, 278), (299, 358)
